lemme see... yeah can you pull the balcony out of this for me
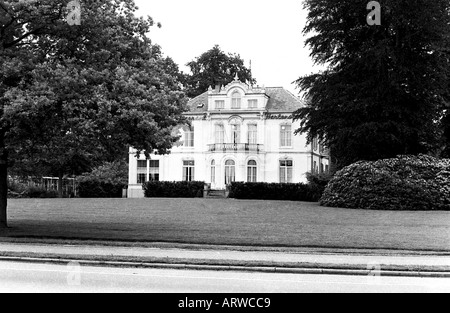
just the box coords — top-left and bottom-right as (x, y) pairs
(208, 143), (263, 153)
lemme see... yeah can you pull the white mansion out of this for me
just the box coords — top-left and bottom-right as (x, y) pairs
(128, 78), (330, 198)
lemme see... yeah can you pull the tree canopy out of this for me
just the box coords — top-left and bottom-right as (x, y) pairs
(184, 45), (256, 98)
(0, 0), (187, 224)
(293, 0), (450, 170)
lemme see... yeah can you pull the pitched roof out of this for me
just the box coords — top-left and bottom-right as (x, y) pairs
(265, 87), (304, 112)
(185, 92), (209, 113)
(185, 87), (304, 114)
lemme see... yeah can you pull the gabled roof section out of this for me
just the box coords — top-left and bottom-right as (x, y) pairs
(185, 86), (304, 113)
(265, 87), (304, 112)
(185, 92), (209, 113)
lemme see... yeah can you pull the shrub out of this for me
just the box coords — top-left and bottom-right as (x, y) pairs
(306, 173), (333, 202)
(321, 155), (450, 211)
(143, 181), (205, 198)
(25, 186), (59, 199)
(228, 182), (318, 202)
(78, 180), (126, 198)
(8, 180), (27, 198)
(79, 161), (128, 185)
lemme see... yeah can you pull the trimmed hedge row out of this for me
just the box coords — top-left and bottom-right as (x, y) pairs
(78, 180), (126, 198)
(228, 182), (321, 202)
(143, 181), (204, 198)
(321, 155), (450, 211)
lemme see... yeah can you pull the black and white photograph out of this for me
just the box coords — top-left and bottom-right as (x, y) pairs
(0, 0), (449, 297)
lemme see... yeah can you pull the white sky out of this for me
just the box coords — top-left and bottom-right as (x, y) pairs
(134, 0), (318, 94)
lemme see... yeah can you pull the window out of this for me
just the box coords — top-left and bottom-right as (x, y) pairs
(280, 160), (293, 184)
(225, 160), (236, 185)
(183, 161), (195, 182)
(137, 173), (147, 184)
(248, 124), (258, 145)
(231, 91), (241, 109)
(149, 160), (160, 182)
(215, 100), (225, 110)
(248, 99), (258, 109)
(184, 127), (194, 147)
(247, 160), (257, 183)
(137, 160), (147, 169)
(231, 124), (241, 144)
(211, 160), (216, 184)
(215, 124), (225, 144)
(312, 137), (319, 151)
(280, 125), (292, 147)
(137, 160), (147, 184)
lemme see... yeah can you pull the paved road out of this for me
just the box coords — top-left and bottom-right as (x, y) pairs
(0, 261), (449, 293)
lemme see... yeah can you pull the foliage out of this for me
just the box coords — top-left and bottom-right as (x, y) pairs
(228, 182), (319, 202)
(306, 173), (333, 202)
(7, 179), (27, 198)
(24, 186), (59, 199)
(8, 180), (59, 199)
(321, 155), (450, 211)
(0, 0), (188, 221)
(293, 0), (450, 170)
(143, 181), (205, 198)
(78, 180), (125, 198)
(79, 161), (128, 185)
(442, 111), (450, 158)
(184, 45), (256, 98)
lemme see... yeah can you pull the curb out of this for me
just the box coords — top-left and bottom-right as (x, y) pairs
(1, 256), (450, 278)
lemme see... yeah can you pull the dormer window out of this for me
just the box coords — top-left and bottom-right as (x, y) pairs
(231, 91), (241, 109)
(248, 100), (258, 109)
(215, 100), (225, 110)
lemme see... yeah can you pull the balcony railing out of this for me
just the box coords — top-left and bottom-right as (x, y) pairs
(208, 143), (263, 153)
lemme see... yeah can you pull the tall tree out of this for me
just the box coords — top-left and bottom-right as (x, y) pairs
(185, 45), (256, 98)
(0, 0), (187, 226)
(293, 0), (450, 170)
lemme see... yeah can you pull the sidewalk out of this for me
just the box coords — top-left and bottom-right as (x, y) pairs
(1, 242), (450, 278)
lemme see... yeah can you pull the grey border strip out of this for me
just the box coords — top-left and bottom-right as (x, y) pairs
(1, 256), (449, 278)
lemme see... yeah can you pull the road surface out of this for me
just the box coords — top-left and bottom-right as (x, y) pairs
(0, 261), (449, 293)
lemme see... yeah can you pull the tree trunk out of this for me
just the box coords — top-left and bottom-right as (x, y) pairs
(0, 132), (8, 228)
(58, 171), (64, 198)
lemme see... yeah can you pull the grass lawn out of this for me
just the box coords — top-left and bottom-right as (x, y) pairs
(1, 198), (449, 251)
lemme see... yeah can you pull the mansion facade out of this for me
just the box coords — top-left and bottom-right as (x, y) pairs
(128, 78), (330, 198)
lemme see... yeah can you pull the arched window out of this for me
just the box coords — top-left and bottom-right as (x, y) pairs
(247, 160), (257, 183)
(211, 160), (216, 184)
(225, 160), (236, 185)
(231, 91), (241, 109)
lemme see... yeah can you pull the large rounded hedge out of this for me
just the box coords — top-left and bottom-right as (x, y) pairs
(321, 155), (450, 211)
